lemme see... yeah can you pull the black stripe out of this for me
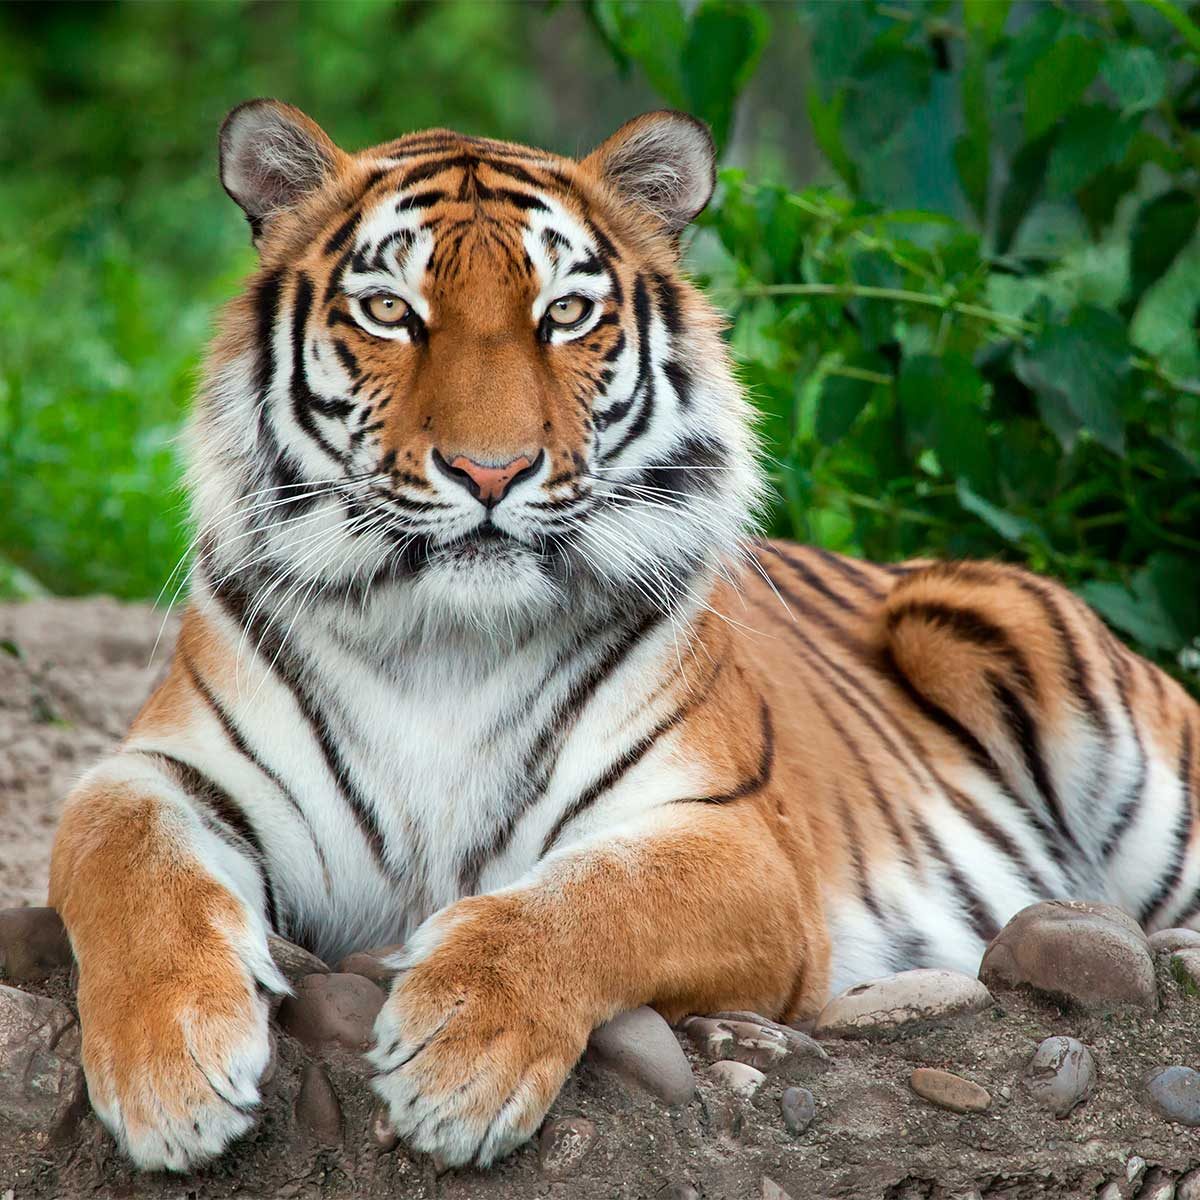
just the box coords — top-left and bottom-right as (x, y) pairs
(1099, 639), (1149, 858)
(769, 542), (865, 616)
(887, 600), (1038, 699)
(133, 749), (279, 931)
(252, 268), (285, 398)
(835, 784), (886, 922)
(990, 675), (1080, 853)
(661, 360), (694, 411)
(181, 650), (331, 895)
(684, 696), (775, 806)
(323, 211), (360, 255)
(599, 275), (654, 455)
(758, 556), (1063, 886)
(332, 339), (360, 379)
(206, 564), (398, 882)
(1140, 723), (1195, 925)
(290, 273), (346, 462)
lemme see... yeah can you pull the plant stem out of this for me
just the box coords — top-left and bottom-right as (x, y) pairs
(723, 282), (1038, 333)
(1142, 0), (1200, 58)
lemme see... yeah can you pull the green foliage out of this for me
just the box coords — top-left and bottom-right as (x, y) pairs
(667, 0), (1199, 691)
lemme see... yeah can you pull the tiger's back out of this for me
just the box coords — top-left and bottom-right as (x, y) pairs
(734, 541), (1197, 992)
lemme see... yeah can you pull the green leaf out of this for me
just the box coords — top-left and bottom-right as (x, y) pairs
(956, 479), (1046, 546)
(954, 36), (991, 221)
(1079, 554), (1200, 654)
(1046, 105), (1137, 198)
(898, 353), (992, 490)
(1127, 189), (1200, 311)
(682, 0), (770, 150)
(592, 0), (688, 107)
(816, 354), (889, 445)
(1015, 306), (1134, 456)
(1025, 36), (1102, 139)
(806, 83), (859, 190)
(963, 0), (1011, 44)
(994, 134), (1053, 255)
(1100, 43), (1166, 116)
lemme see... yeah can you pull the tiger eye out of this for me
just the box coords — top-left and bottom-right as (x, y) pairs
(364, 293), (410, 326)
(546, 295), (592, 328)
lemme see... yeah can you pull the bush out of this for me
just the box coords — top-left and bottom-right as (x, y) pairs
(595, 0), (1200, 692)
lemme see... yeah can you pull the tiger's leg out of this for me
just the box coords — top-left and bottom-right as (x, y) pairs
(368, 799), (822, 1167)
(884, 560), (1200, 929)
(50, 753), (286, 1171)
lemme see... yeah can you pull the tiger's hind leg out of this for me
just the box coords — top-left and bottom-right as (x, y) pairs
(883, 560), (1200, 931)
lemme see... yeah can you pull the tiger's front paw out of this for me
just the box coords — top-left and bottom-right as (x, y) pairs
(78, 931), (286, 1171)
(366, 896), (588, 1168)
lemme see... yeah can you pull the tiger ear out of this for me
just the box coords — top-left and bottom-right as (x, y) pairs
(582, 111), (716, 239)
(219, 99), (345, 245)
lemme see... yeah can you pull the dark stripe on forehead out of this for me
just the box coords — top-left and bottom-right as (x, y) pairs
(324, 211), (360, 255)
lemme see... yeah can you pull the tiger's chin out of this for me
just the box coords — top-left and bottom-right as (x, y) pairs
(408, 534), (564, 630)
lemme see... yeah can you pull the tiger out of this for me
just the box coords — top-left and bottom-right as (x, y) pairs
(48, 99), (1199, 1174)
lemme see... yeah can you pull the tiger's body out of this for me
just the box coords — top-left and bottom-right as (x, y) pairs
(50, 102), (1200, 1174)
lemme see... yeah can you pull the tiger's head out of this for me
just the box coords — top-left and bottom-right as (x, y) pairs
(195, 100), (761, 632)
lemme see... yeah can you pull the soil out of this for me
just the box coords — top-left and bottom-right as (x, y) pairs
(2, 599), (1199, 1200)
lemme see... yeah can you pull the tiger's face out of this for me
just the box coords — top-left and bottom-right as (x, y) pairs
(197, 102), (760, 629)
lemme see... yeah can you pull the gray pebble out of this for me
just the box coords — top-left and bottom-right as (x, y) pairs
(679, 1014), (828, 1074)
(780, 1085), (815, 1135)
(708, 1059), (765, 1096)
(587, 1006), (695, 1105)
(979, 900), (1156, 1012)
(814, 969), (992, 1039)
(1149, 928), (1200, 954)
(294, 1062), (341, 1145)
(371, 1102), (399, 1151)
(1137, 1167), (1178, 1200)
(267, 934), (330, 985)
(1170, 949), (1200, 991)
(276, 972), (385, 1052)
(910, 1067), (990, 1114)
(335, 942), (405, 986)
(1179, 1166), (1200, 1199)
(1024, 1035), (1094, 1117)
(538, 1116), (597, 1178)
(1147, 1065), (1200, 1126)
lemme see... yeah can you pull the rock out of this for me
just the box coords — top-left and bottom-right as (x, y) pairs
(1149, 928), (1200, 954)
(1137, 1168), (1178, 1200)
(371, 1102), (399, 1151)
(658, 1187), (700, 1200)
(1100, 1156), (1149, 1200)
(709, 1059), (766, 1097)
(780, 1085), (815, 1135)
(679, 1014), (829, 1074)
(813, 969), (992, 1039)
(1179, 1167), (1200, 1199)
(267, 935), (330, 986)
(910, 1068), (991, 1114)
(0, 908), (72, 984)
(276, 972), (385, 1052)
(1024, 1036), (1095, 1117)
(587, 1006), (695, 1105)
(538, 1117), (596, 1178)
(1169, 948), (1200, 990)
(294, 1062), (341, 1145)
(979, 900), (1156, 1012)
(763, 1180), (794, 1200)
(1147, 1066), (1200, 1126)
(0, 985), (85, 1140)
(335, 942), (405, 986)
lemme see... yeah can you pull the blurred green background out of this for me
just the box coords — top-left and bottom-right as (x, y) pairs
(1, 0), (1198, 691)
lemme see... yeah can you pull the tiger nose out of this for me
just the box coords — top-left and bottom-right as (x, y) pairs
(432, 449), (544, 507)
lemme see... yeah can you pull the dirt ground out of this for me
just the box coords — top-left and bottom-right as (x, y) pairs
(2, 600), (1200, 1199)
